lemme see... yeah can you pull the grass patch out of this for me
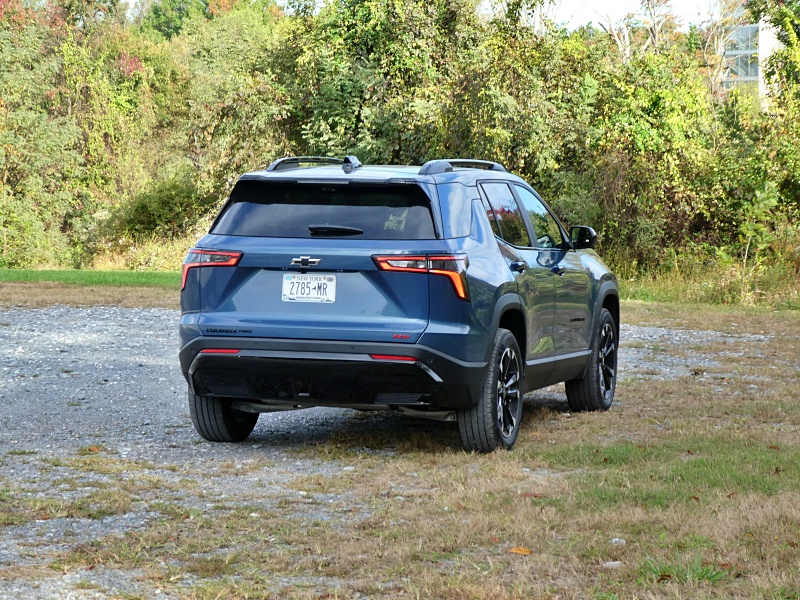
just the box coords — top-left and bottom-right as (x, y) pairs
(6, 449), (37, 456)
(0, 488), (134, 525)
(639, 551), (730, 585)
(0, 269), (179, 288)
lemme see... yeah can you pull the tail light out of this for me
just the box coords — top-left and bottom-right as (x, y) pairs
(182, 249), (243, 290)
(373, 254), (470, 300)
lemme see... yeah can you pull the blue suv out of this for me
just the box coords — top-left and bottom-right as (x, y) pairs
(179, 156), (619, 452)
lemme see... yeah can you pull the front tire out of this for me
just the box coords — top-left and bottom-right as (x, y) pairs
(565, 308), (617, 412)
(189, 391), (259, 442)
(458, 328), (524, 452)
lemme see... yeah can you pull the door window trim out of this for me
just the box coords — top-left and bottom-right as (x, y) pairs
(477, 180), (535, 249)
(509, 183), (571, 251)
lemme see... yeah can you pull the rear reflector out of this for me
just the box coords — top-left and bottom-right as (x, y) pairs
(373, 253), (470, 300)
(182, 249), (243, 290)
(199, 349), (240, 354)
(370, 354), (418, 362)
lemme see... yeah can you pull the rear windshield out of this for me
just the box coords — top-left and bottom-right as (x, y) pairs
(212, 180), (436, 239)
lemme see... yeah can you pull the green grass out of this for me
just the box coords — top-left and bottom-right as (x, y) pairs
(0, 269), (180, 288)
(639, 551), (730, 585)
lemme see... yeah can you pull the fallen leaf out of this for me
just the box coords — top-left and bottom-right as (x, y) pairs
(775, 467), (783, 475)
(769, 446), (780, 451)
(87, 445), (101, 453)
(657, 574), (672, 583)
(690, 496), (700, 502)
(509, 547), (532, 556)
(490, 537), (501, 543)
(788, 542), (798, 548)
(687, 450), (696, 455)
(727, 492), (737, 499)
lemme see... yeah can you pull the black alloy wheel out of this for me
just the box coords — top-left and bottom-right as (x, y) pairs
(458, 328), (524, 452)
(565, 308), (617, 412)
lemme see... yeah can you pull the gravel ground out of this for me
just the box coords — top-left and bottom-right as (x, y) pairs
(0, 306), (773, 598)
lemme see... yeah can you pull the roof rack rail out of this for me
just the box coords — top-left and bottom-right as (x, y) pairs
(418, 159), (507, 175)
(266, 155), (364, 173)
(267, 156), (342, 172)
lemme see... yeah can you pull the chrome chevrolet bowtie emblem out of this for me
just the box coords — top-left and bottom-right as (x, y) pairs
(291, 256), (321, 267)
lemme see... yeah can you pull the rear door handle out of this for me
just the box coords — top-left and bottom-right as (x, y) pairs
(551, 266), (566, 276)
(510, 261), (527, 273)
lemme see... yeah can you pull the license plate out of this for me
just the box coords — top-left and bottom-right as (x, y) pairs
(282, 274), (336, 303)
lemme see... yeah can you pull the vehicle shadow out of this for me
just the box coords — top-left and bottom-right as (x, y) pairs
(245, 386), (571, 453)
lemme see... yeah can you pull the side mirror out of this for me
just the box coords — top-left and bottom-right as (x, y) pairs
(570, 226), (597, 250)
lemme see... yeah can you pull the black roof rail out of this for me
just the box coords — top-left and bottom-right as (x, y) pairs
(418, 159), (508, 175)
(266, 156), (344, 171)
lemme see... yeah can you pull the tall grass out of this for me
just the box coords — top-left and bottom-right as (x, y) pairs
(618, 258), (800, 310)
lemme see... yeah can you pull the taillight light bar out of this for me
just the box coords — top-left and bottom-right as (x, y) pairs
(182, 249), (243, 290)
(373, 254), (470, 300)
(199, 348), (240, 354)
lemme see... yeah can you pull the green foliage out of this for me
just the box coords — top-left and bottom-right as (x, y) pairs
(0, 20), (83, 267)
(747, 0), (800, 91)
(143, 0), (209, 39)
(114, 168), (209, 238)
(0, 0), (798, 304)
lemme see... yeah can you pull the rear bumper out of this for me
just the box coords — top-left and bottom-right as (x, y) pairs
(179, 336), (488, 410)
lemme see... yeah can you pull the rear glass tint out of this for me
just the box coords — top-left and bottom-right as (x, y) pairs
(212, 181), (436, 239)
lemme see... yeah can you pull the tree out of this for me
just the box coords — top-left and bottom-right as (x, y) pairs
(697, 0), (747, 99)
(0, 19), (83, 267)
(746, 0), (800, 92)
(143, 0), (208, 38)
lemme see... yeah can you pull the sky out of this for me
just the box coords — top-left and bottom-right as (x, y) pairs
(552, 0), (722, 30)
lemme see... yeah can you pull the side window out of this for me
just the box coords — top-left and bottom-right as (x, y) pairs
(480, 182), (531, 247)
(480, 197), (502, 238)
(513, 185), (564, 249)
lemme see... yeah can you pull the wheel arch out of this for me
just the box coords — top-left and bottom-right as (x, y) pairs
(594, 280), (620, 340)
(489, 295), (527, 363)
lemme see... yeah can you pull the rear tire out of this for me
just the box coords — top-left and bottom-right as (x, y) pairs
(189, 391), (259, 442)
(565, 308), (617, 412)
(458, 328), (523, 452)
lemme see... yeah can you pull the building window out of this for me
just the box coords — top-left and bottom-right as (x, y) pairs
(724, 24), (759, 87)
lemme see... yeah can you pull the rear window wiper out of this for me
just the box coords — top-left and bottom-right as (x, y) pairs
(308, 224), (364, 236)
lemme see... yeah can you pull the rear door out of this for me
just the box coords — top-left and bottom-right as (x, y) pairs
(512, 185), (592, 357)
(191, 180), (448, 344)
(479, 182), (556, 381)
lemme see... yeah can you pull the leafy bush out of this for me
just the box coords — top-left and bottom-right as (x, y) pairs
(113, 169), (212, 239)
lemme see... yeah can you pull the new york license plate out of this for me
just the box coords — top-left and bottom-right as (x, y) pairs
(282, 274), (336, 303)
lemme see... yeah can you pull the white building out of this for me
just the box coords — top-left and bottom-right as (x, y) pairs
(724, 20), (780, 96)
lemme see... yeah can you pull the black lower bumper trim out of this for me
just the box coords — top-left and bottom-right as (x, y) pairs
(180, 337), (488, 409)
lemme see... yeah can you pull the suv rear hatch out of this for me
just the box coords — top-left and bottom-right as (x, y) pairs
(185, 179), (455, 344)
